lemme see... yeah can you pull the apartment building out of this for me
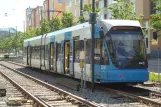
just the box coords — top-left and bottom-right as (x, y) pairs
(26, 6), (43, 29)
(32, 6), (43, 28)
(26, 7), (34, 29)
(43, 0), (65, 21)
(65, 0), (91, 22)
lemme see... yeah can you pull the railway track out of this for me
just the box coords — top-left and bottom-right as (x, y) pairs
(0, 72), (33, 106)
(3, 61), (161, 107)
(0, 62), (99, 107)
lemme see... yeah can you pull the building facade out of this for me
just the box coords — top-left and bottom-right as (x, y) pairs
(43, 0), (65, 21)
(26, 7), (34, 29)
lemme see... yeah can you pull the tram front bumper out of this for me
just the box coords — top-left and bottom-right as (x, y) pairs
(100, 69), (149, 83)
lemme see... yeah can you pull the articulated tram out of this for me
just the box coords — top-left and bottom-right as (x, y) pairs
(23, 20), (148, 84)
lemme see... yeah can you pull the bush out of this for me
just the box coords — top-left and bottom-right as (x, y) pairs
(149, 72), (161, 82)
(4, 54), (9, 58)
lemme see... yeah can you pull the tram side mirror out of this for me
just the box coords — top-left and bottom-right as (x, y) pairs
(153, 32), (158, 40)
(99, 31), (104, 39)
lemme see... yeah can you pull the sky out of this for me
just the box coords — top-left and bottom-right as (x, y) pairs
(0, 0), (44, 31)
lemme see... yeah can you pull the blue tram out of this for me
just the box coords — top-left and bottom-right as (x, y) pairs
(24, 20), (148, 84)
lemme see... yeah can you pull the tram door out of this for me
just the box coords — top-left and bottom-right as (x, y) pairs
(27, 46), (31, 66)
(65, 41), (70, 74)
(50, 43), (54, 71)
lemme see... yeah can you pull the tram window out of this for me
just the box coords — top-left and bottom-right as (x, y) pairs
(45, 45), (48, 60)
(74, 40), (79, 62)
(79, 40), (84, 51)
(41, 45), (44, 59)
(101, 43), (109, 65)
(24, 47), (27, 58)
(86, 39), (91, 63)
(57, 43), (61, 61)
(94, 39), (101, 64)
(106, 33), (114, 63)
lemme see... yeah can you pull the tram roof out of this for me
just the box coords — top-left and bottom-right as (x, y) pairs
(24, 22), (90, 42)
(24, 20), (141, 43)
(101, 20), (141, 31)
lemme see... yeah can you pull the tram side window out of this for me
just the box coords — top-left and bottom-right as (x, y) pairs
(31, 47), (34, 58)
(94, 39), (101, 64)
(37, 46), (40, 59)
(23, 47), (27, 58)
(101, 42), (109, 65)
(57, 43), (61, 61)
(79, 40), (84, 51)
(106, 33), (114, 63)
(74, 40), (84, 62)
(32, 46), (35, 59)
(41, 45), (44, 59)
(86, 39), (91, 63)
(74, 40), (79, 62)
(45, 45), (48, 60)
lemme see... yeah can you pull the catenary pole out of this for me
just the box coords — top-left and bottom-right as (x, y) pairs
(91, 0), (96, 92)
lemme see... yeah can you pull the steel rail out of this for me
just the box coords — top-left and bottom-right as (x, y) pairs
(0, 63), (100, 107)
(0, 70), (48, 107)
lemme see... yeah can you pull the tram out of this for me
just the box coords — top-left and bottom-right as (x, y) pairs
(24, 20), (148, 84)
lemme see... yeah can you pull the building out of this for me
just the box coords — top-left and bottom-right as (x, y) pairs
(26, 7), (34, 29)
(26, 6), (43, 29)
(65, 0), (90, 22)
(35, 6), (43, 28)
(43, 0), (65, 21)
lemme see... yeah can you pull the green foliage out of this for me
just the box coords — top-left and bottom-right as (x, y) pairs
(149, 72), (161, 82)
(61, 12), (75, 28)
(108, 0), (143, 21)
(150, 0), (161, 37)
(78, 4), (101, 23)
(50, 17), (61, 32)
(25, 28), (37, 37)
(78, 16), (85, 24)
(40, 19), (50, 35)
(4, 54), (9, 58)
(35, 28), (41, 36)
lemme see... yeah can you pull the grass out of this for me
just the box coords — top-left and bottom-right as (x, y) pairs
(149, 72), (161, 83)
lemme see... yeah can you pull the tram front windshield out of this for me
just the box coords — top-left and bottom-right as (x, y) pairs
(109, 27), (147, 69)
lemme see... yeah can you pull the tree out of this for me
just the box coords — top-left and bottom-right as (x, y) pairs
(25, 28), (36, 38)
(50, 17), (61, 32)
(150, 0), (161, 37)
(61, 12), (75, 28)
(108, 0), (143, 21)
(35, 28), (41, 36)
(40, 19), (50, 35)
(78, 4), (101, 23)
